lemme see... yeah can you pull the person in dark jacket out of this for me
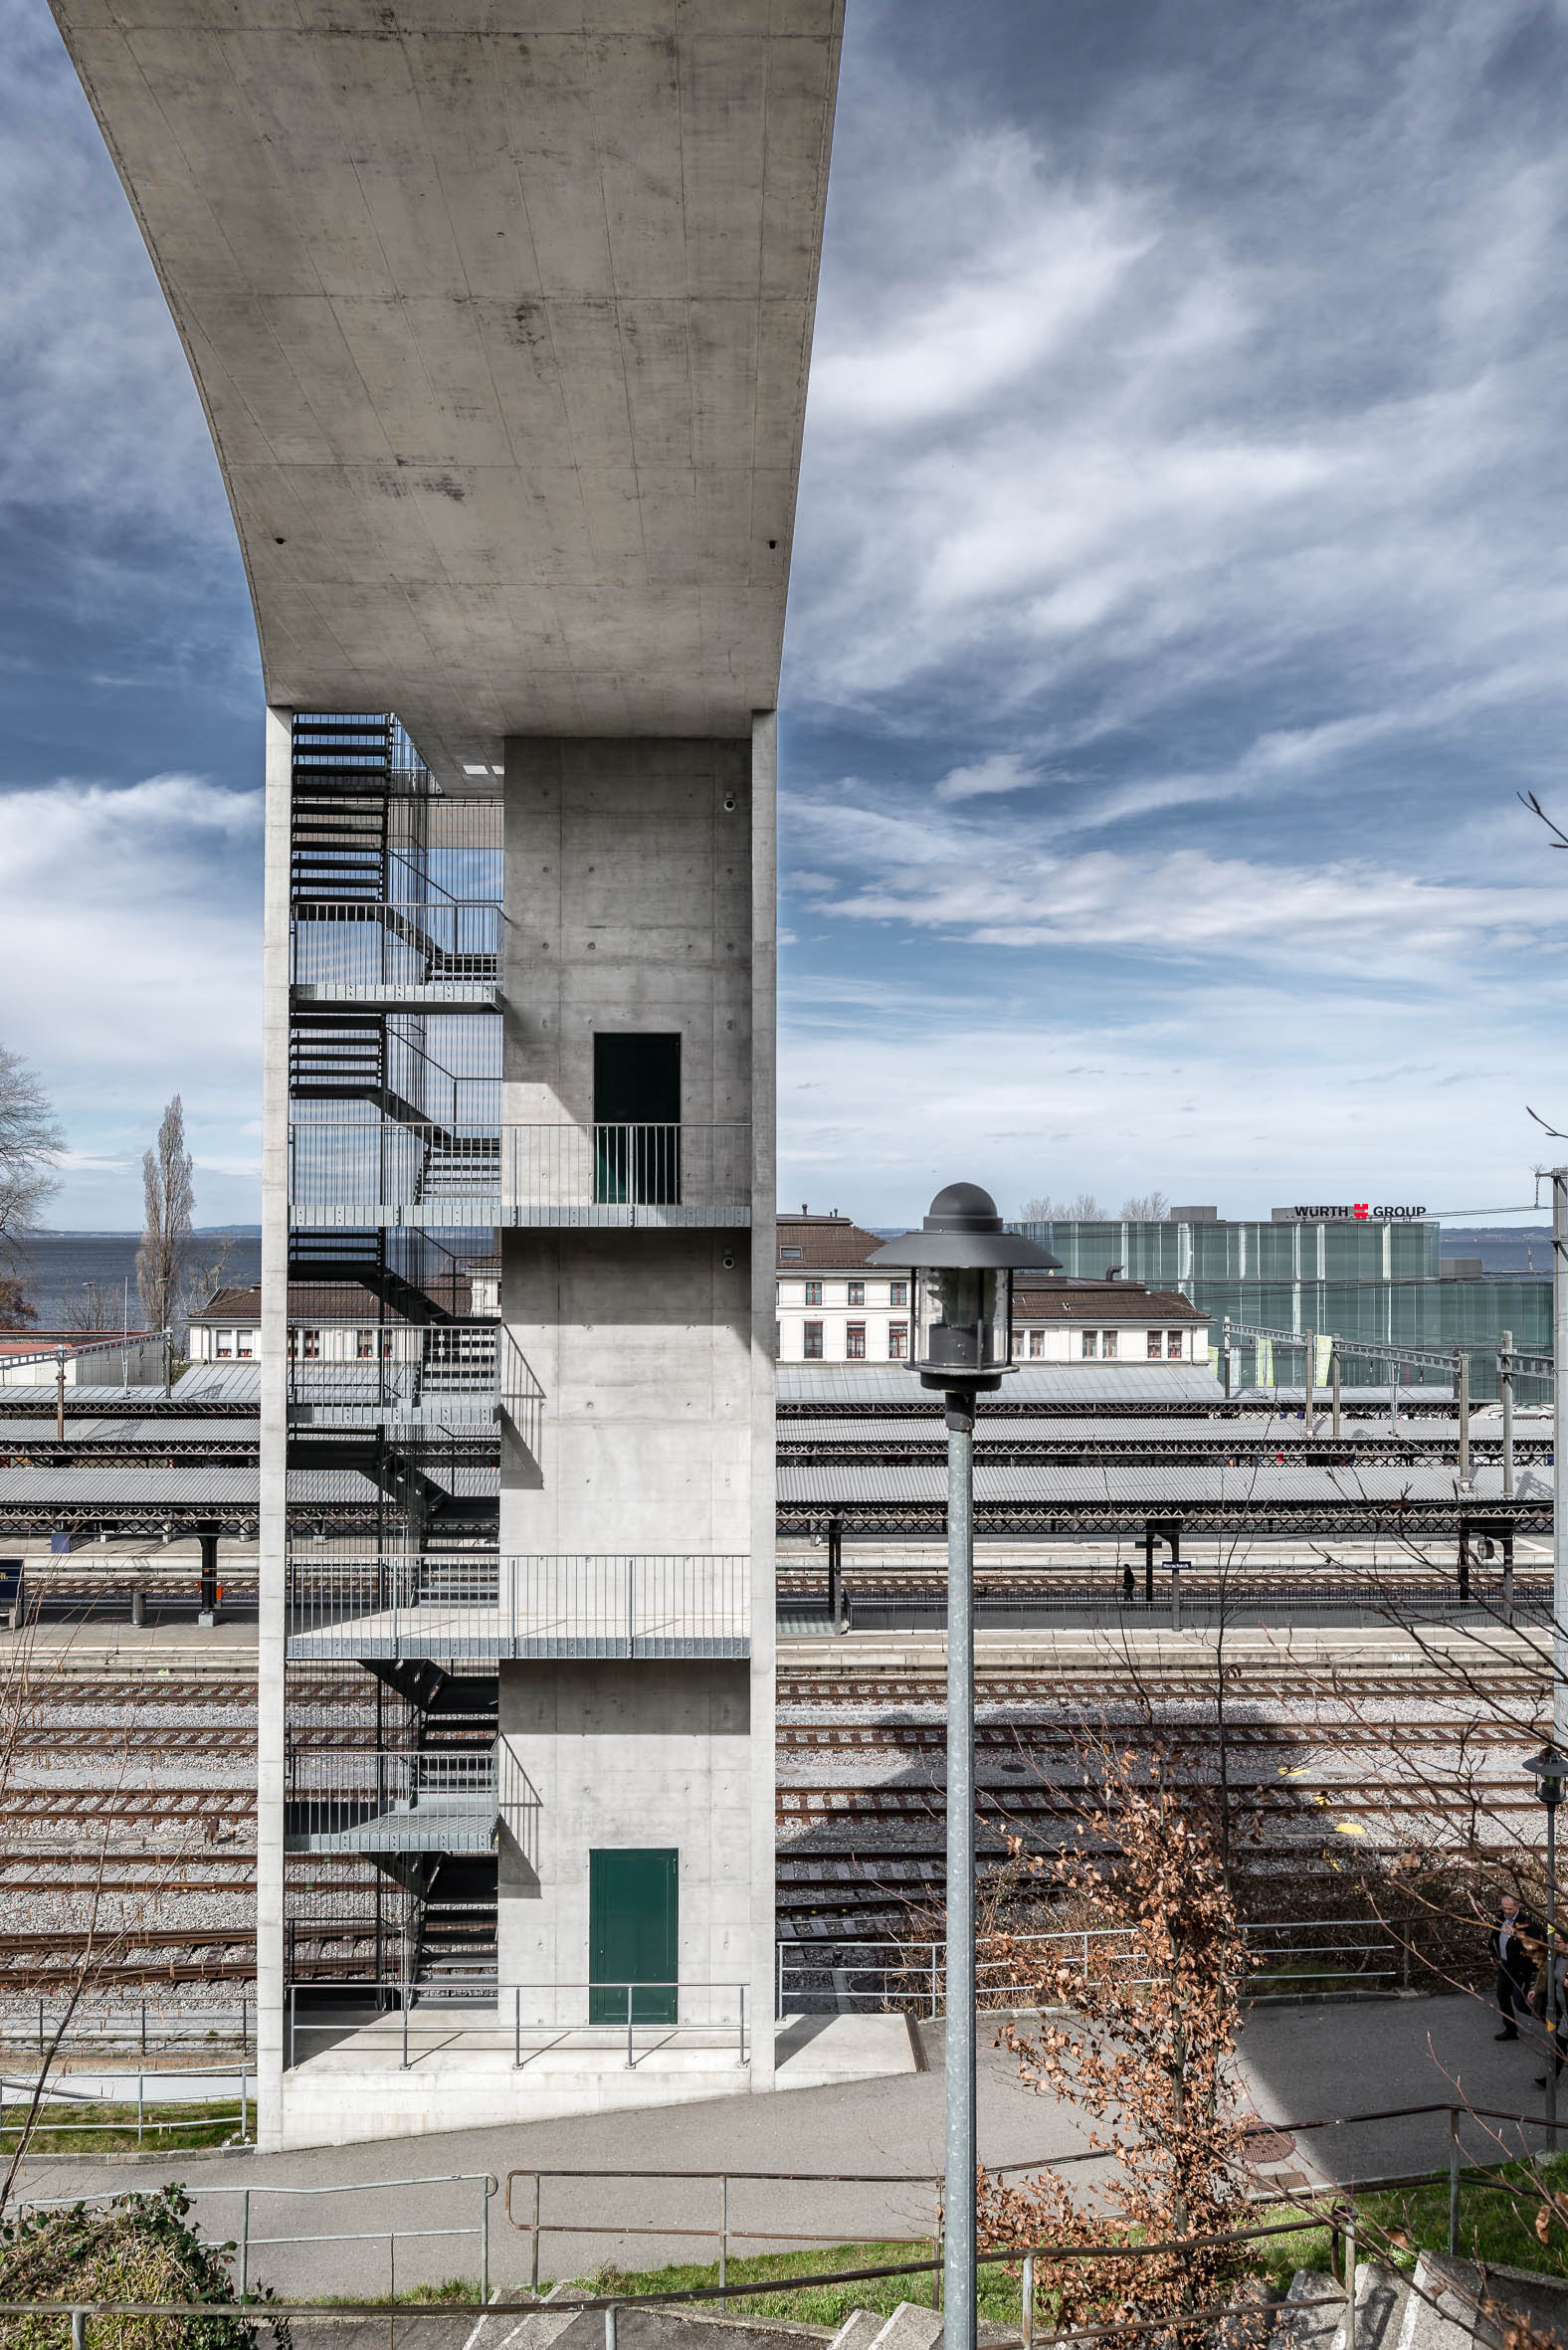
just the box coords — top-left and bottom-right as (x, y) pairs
(1489, 1894), (1540, 2039)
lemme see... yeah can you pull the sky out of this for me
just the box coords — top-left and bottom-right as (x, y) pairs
(2, 0), (1567, 1229)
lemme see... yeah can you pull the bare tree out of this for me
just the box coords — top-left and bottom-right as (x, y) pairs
(1018, 1192), (1107, 1222)
(977, 1742), (1263, 2344)
(0, 1045), (63, 1283)
(62, 1280), (130, 1333)
(1121, 1191), (1171, 1222)
(136, 1095), (195, 1338)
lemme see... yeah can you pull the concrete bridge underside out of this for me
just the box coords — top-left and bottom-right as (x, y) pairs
(49, 0), (844, 777)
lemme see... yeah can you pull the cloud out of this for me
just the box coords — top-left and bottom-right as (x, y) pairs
(933, 753), (1042, 803)
(0, 774), (263, 1219)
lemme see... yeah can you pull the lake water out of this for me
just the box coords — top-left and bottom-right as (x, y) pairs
(7, 1233), (263, 1326)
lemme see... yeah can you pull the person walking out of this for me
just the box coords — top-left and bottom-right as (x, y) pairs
(1489, 1893), (1540, 2040)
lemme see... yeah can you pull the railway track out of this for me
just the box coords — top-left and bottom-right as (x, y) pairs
(778, 1718), (1541, 1753)
(777, 1669), (1551, 1703)
(776, 1779), (1536, 1822)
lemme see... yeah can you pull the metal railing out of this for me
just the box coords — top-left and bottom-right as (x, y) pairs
(287, 1978), (748, 2074)
(289, 1120), (752, 1219)
(292, 898), (501, 991)
(17, 2169), (498, 2307)
(777, 1917), (1423, 2018)
(0, 2062), (251, 2146)
(284, 1745), (497, 1852)
(285, 1552), (750, 1659)
(286, 1321), (499, 1421)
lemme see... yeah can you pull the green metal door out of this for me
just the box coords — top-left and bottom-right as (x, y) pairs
(589, 1849), (679, 2024)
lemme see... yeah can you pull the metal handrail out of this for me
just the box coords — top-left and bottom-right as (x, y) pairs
(284, 1551), (750, 1658)
(288, 1120), (752, 1216)
(291, 897), (501, 992)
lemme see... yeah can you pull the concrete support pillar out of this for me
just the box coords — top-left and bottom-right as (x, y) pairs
(1303, 1328), (1315, 1438)
(748, 709), (778, 2084)
(1143, 1527), (1154, 1605)
(1331, 1350), (1341, 1442)
(257, 704), (293, 2147)
(197, 1525), (219, 1626)
(1458, 1524), (1470, 1607)
(1501, 1330), (1515, 1500)
(827, 1515), (844, 1634)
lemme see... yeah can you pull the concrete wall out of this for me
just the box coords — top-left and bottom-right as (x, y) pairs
(497, 730), (768, 2042)
(496, 1660), (751, 2022)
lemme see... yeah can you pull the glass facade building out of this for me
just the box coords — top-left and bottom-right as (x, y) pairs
(1009, 1218), (1550, 1399)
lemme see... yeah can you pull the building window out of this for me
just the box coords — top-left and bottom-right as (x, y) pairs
(804, 1321), (824, 1359)
(1013, 1331), (1025, 1359)
(805, 1280), (823, 1305)
(1167, 1330), (1184, 1358)
(1147, 1330), (1162, 1359)
(237, 1333), (255, 1359)
(847, 1280), (866, 1306)
(888, 1279), (908, 1306)
(779, 1246), (803, 1261)
(300, 1329), (320, 1359)
(357, 1329), (376, 1359)
(888, 1322), (908, 1359)
(1101, 1330), (1118, 1359)
(846, 1322), (867, 1359)
(216, 1332), (234, 1359)
(1029, 1329), (1045, 1357)
(1081, 1331), (1097, 1358)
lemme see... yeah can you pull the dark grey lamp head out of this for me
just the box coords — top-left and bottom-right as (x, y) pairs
(870, 1184), (1061, 1392)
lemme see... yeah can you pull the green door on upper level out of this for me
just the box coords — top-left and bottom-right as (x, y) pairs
(589, 1848), (679, 2024)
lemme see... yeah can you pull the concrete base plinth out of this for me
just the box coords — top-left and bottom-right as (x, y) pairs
(276, 2014), (915, 2150)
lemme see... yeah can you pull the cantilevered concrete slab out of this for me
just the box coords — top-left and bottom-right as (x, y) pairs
(48, 0), (843, 778)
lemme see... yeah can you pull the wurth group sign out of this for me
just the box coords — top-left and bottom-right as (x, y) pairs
(1288, 1203), (1428, 1221)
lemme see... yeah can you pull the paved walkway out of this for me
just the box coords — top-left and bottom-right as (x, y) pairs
(10, 1990), (1562, 2303)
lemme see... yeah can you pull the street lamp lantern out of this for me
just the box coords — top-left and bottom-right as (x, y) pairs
(870, 1185), (1060, 2350)
(1526, 1747), (1568, 1808)
(879, 1182), (1056, 1394)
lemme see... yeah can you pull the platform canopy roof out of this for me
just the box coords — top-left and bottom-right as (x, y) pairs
(50, 0), (844, 782)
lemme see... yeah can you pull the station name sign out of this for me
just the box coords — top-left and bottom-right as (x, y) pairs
(1289, 1204), (1428, 1222)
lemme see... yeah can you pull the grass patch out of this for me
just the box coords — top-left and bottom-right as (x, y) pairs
(559, 2241), (1010, 2329)
(1253, 2154), (1568, 2289)
(312, 2278), (483, 2306)
(0, 2097), (245, 2153)
(552, 2160), (1568, 2329)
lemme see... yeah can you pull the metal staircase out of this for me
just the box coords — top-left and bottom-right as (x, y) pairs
(411, 1857), (498, 2001)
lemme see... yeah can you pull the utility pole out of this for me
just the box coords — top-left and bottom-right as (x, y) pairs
(1457, 1350), (1470, 1482)
(1303, 1327), (1315, 1437)
(1555, 1173), (1568, 1748)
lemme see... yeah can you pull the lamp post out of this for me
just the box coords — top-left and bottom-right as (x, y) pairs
(1526, 1745), (1568, 2145)
(871, 1186), (1060, 2350)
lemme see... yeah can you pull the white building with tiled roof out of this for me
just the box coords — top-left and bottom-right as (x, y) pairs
(775, 1212), (1210, 1367)
(775, 1211), (912, 1364)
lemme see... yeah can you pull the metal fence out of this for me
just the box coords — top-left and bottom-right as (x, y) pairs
(284, 1744), (497, 1853)
(291, 899), (501, 990)
(811, 1580), (1549, 1635)
(285, 1552), (750, 1659)
(0, 2001), (254, 2056)
(777, 1916), (1422, 2018)
(289, 1120), (752, 1220)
